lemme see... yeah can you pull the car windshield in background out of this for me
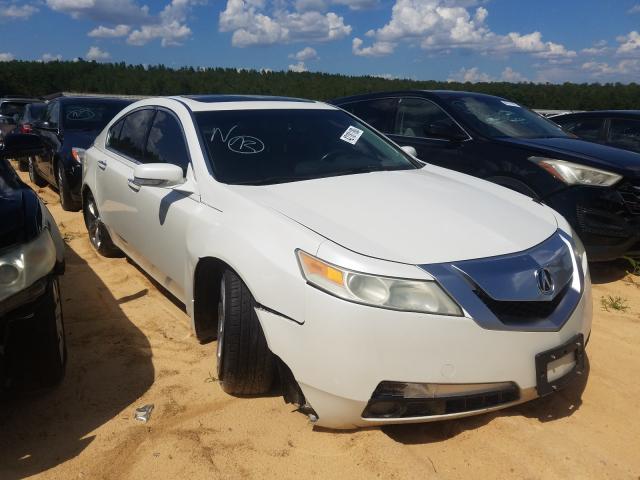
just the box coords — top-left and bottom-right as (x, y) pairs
(62, 102), (129, 131)
(195, 109), (419, 185)
(0, 102), (28, 117)
(444, 96), (570, 139)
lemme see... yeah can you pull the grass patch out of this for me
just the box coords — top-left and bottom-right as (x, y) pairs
(601, 295), (630, 313)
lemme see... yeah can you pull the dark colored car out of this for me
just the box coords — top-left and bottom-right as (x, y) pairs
(0, 98), (40, 142)
(0, 140), (66, 391)
(10, 102), (47, 172)
(24, 97), (132, 211)
(552, 111), (640, 155)
(331, 90), (640, 261)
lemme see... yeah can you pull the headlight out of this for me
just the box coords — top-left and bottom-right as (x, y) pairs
(296, 250), (463, 316)
(0, 230), (57, 303)
(530, 157), (622, 187)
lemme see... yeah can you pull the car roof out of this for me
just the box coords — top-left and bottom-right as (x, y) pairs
(171, 94), (335, 112)
(331, 89), (504, 105)
(56, 96), (133, 104)
(0, 97), (40, 103)
(554, 110), (640, 118)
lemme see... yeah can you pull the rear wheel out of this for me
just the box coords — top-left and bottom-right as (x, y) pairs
(216, 270), (275, 395)
(28, 157), (47, 187)
(83, 191), (121, 257)
(33, 277), (67, 388)
(57, 162), (81, 211)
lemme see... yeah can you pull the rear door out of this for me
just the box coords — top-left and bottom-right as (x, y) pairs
(35, 101), (61, 183)
(97, 108), (155, 257)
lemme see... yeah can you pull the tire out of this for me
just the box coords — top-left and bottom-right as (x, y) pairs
(32, 277), (67, 388)
(83, 190), (121, 257)
(28, 156), (47, 187)
(217, 270), (275, 395)
(57, 161), (81, 211)
(18, 157), (29, 172)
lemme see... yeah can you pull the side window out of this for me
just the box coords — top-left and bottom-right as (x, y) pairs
(341, 98), (397, 134)
(112, 109), (155, 162)
(395, 98), (462, 139)
(145, 110), (189, 173)
(44, 102), (60, 128)
(106, 118), (125, 149)
(609, 118), (640, 153)
(561, 117), (603, 141)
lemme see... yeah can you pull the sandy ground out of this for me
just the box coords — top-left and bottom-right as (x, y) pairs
(0, 167), (639, 480)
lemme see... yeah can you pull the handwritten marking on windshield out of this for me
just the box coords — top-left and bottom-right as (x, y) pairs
(67, 108), (96, 120)
(210, 125), (265, 155)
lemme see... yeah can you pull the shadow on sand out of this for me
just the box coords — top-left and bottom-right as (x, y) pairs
(0, 246), (155, 479)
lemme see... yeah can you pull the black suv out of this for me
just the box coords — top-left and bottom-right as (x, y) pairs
(23, 97), (132, 211)
(552, 111), (640, 155)
(0, 97), (40, 143)
(0, 141), (66, 391)
(331, 90), (640, 261)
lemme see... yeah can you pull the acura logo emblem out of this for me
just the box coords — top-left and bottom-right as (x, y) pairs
(536, 268), (555, 295)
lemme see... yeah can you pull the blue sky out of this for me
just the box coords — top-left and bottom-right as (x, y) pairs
(1, 0), (639, 83)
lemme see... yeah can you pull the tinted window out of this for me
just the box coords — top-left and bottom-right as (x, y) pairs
(62, 101), (130, 131)
(341, 98), (397, 133)
(22, 103), (46, 123)
(44, 102), (60, 128)
(145, 110), (189, 172)
(556, 117), (603, 141)
(106, 118), (125, 149)
(0, 101), (28, 117)
(444, 95), (569, 139)
(195, 108), (418, 185)
(609, 118), (640, 153)
(395, 97), (463, 139)
(110, 109), (155, 161)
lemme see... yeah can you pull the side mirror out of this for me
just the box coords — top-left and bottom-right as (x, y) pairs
(400, 145), (418, 157)
(133, 163), (185, 187)
(0, 133), (45, 160)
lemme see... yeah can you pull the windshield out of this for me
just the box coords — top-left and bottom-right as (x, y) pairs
(444, 95), (569, 139)
(195, 109), (419, 185)
(62, 102), (130, 131)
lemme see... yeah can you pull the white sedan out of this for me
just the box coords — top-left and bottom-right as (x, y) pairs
(80, 95), (592, 429)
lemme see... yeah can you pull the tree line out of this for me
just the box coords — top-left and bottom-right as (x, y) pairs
(1, 60), (639, 110)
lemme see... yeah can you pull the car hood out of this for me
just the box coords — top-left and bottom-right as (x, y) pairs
(496, 136), (640, 175)
(230, 167), (558, 264)
(0, 187), (41, 250)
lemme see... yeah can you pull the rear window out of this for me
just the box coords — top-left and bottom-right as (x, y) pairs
(62, 102), (130, 131)
(0, 101), (28, 117)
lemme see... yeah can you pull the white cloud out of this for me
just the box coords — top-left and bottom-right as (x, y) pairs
(617, 31), (640, 55)
(581, 40), (609, 56)
(45, 0), (149, 23)
(294, 0), (379, 11)
(88, 24), (131, 38)
(501, 66), (527, 82)
(288, 61), (307, 72)
(41, 53), (63, 62)
(289, 46), (318, 61)
(126, 0), (205, 46)
(352, 0), (575, 61)
(629, 4), (640, 13)
(219, 0), (352, 47)
(582, 59), (640, 77)
(448, 66), (492, 83)
(0, 2), (38, 19)
(86, 45), (111, 61)
(0, 52), (15, 61)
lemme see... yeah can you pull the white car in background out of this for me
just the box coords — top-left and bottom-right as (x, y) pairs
(79, 95), (592, 429)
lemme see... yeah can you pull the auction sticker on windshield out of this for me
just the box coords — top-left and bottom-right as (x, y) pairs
(340, 126), (364, 145)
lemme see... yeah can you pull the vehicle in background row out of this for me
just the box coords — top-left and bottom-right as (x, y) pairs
(11, 102), (47, 172)
(552, 111), (640, 155)
(80, 95), (590, 429)
(331, 91), (640, 262)
(0, 141), (66, 392)
(0, 97), (40, 143)
(10, 96), (132, 211)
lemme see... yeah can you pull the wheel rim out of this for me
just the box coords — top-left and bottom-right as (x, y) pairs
(85, 197), (102, 249)
(29, 157), (35, 182)
(216, 279), (226, 378)
(53, 280), (65, 363)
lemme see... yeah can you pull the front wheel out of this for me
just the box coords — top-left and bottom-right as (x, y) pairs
(83, 191), (121, 257)
(216, 270), (275, 395)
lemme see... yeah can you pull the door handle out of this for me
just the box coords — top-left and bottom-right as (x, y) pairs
(127, 178), (141, 192)
(97, 159), (107, 171)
